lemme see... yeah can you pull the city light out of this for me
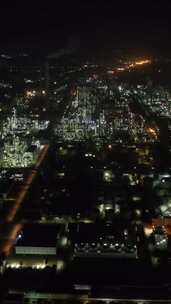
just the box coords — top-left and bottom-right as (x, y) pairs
(1, 42), (171, 298)
(26, 90), (36, 98)
(103, 170), (114, 183)
(135, 59), (151, 65)
(146, 127), (158, 139)
(117, 67), (125, 71)
(56, 260), (65, 271)
(144, 225), (153, 237)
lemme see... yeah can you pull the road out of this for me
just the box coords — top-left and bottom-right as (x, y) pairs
(0, 144), (49, 257)
(6, 144), (49, 223)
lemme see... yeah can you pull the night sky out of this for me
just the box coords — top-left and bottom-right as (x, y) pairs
(1, 1), (171, 53)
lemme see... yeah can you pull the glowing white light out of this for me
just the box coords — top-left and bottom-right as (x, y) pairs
(56, 260), (65, 271)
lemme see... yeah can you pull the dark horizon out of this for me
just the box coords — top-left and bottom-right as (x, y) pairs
(1, 1), (171, 54)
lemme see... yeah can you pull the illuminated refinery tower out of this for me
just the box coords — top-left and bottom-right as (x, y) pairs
(71, 86), (101, 138)
(58, 85), (110, 141)
(0, 136), (35, 168)
(0, 109), (35, 168)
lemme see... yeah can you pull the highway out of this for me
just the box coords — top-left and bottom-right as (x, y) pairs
(6, 144), (49, 222)
(0, 144), (49, 257)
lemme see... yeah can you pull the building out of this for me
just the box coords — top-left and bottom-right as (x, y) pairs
(6, 224), (60, 269)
